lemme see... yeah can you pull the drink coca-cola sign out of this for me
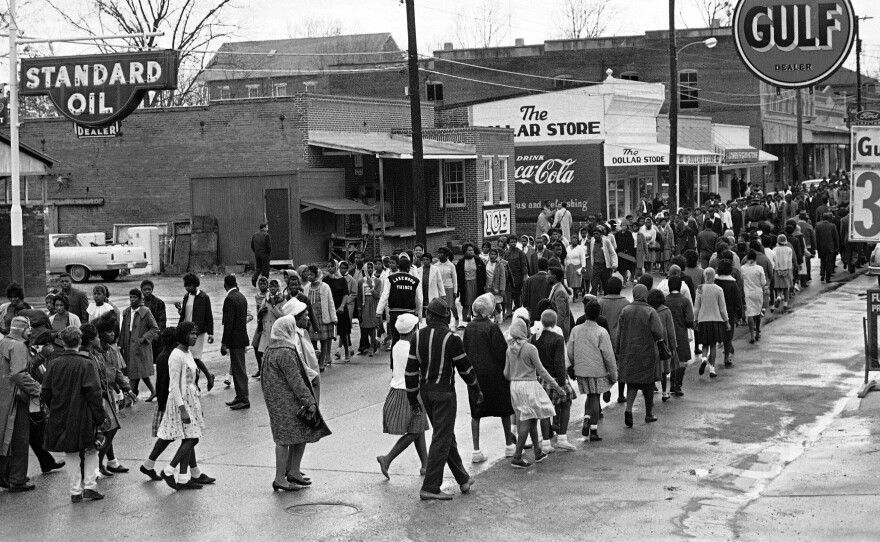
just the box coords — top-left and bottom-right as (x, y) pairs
(514, 145), (602, 224)
(515, 156), (576, 185)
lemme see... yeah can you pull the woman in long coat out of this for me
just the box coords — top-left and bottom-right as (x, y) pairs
(463, 294), (515, 462)
(658, 217), (676, 274)
(616, 284), (664, 428)
(664, 276), (693, 396)
(741, 250), (767, 343)
(262, 314), (331, 491)
(646, 290), (678, 403)
(119, 289), (159, 401)
(635, 229), (648, 279)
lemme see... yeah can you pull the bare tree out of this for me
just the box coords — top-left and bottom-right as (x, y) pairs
(45, 0), (238, 106)
(452, 0), (509, 49)
(692, 0), (732, 27)
(287, 16), (345, 39)
(558, 0), (616, 40)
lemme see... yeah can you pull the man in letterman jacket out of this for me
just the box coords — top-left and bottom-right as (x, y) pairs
(376, 252), (423, 349)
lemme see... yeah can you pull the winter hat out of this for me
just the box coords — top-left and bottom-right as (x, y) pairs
(426, 298), (450, 318)
(281, 297), (307, 317)
(8, 316), (29, 338)
(394, 313), (419, 335)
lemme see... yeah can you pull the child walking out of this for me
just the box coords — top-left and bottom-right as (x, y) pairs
(376, 313), (428, 478)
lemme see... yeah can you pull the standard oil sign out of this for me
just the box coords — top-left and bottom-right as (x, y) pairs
(732, 0), (855, 88)
(20, 50), (179, 128)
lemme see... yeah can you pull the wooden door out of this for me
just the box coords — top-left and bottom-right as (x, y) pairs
(265, 188), (290, 260)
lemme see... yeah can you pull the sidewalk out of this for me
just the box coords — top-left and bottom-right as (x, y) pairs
(736, 371), (880, 540)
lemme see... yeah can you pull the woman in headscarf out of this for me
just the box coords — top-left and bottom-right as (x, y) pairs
(463, 293), (515, 463)
(532, 309), (577, 453)
(741, 250), (767, 343)
(568, 300), (616, 442)
(616, 284), (664, 428)
(693, 267), (729, 379)
(262, 310), (330, 492)
(504, 317), (563, 469)
(772, 233), (795, 312)
(376, 313), (428, 478)
(646, 290), (678, 403)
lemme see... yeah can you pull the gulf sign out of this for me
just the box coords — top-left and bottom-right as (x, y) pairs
(20, 50), (179, 128)
(732, 0), (855, 88)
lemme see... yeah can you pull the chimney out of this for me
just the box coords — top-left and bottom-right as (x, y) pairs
(710, 18), (720, 28)
(443, 42), (453, 51)
(515, 38), (525, 47)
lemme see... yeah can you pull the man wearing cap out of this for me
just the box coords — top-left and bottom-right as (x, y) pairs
(376, 252), (423, 349)
(405, 298), (482, 500)
(0, 317), (41, 491)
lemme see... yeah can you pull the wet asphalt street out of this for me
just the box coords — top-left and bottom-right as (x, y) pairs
(1, 261), (875, 541)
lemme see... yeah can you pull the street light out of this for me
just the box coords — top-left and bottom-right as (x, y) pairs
(668, 32), (717, 213)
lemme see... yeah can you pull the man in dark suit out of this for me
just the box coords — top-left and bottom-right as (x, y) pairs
(250, 223), (272, 287)
(815, 212), (840, 282)
(221, 275), (250, 409)
(527, 237), (553, 276)
(521, 257), (551, 322)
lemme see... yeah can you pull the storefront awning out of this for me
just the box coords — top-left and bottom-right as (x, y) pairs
(604, 142), (721, 167)
(300, 197), (376, 215)
(720, 148), (778, 170)
(308, 130), (478, 159)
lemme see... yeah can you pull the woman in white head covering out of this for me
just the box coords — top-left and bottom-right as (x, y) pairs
(261, 309), (331, 492)
(376, 313), (429, 480)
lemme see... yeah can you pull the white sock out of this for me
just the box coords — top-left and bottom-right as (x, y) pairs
(177, 472), (190, 484)
(190, 467), (202, 478)
(107, 459), (120, 468)
(163, 465), (175, 476)
(557, 435), (569, 443)
(590, 425), (598, 430)
(143, 459), (156, 469)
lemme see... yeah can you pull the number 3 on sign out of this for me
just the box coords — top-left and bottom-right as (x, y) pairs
(852, 170), (880, 242)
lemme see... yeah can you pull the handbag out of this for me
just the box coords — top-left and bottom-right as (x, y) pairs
(94, 429), (107, 452)
(101, 397), (120, 432)
(657, 339), (672, 361)
(295, 404), (325, 430)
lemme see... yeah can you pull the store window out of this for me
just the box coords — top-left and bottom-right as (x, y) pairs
(443, 161), (466, 207)
(498, 157), (509, 203)
(304, 81), (317, 93)
(621, 72), (640, 81)
(679, 70), (699, 109)
(218, 86), (231, 100)
(482, 158), (493, 204)
(272, 83), (287, 97)
(426, 81), (444, 101)
(246, 84), (260, 98)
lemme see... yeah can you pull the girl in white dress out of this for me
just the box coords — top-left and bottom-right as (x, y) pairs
(158, 322), (207, 490)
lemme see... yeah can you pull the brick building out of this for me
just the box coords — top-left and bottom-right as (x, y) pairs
(16, 93), (514, 268)
(209, 27), (871, 188)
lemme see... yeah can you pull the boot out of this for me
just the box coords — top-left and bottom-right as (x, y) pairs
(589, 428), (602, 441)
(674, 368), (686, 396)
(644, 390), (657, 423)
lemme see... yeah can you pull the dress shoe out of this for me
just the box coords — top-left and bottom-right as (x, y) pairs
(581, 421), (590, 437)
(7, 482), (35, 492)
(624, 411), (633, 428)
(177, 480), (203, 490)
(161, 470), (178, 490)
(419, 489), (453, 501)
(106, 464), (129, 474)
(589, 429), (602, 441)
(206, 373), (216, 392)
(272, 481), (300, 492)
(98, 466), (114, 477)
(140, 465), (162, 481)
(645, 415), (658, 423)
(83, 488), (105, 500)
(699, 361), (707, 375)
(71, 493), (83, 503)
(41, 461), (66, 473)
(377, 456), (390, 480)
(192, 473), (216, 484)
(230, 402), (250, 410)
(225, 398), (241, 406)
(286, 474), (311, 486)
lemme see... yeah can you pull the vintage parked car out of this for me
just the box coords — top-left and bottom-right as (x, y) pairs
(49, 233), (148, 282)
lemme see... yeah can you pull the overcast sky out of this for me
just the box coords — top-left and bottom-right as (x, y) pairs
(9, 0), (880, 80)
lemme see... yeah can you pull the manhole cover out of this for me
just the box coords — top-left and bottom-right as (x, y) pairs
(285, 503), (359, 517)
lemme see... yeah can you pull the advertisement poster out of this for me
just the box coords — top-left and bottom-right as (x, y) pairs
(514, 144), (601, 224)
(470, 92), (606, 144)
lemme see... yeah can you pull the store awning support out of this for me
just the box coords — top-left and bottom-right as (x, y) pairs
(379, 158), (386, 235)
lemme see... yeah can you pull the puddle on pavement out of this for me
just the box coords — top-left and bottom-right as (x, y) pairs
(285, 503), (360, 517)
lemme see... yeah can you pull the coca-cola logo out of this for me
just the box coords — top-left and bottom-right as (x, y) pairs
(515, 156), (576, 184)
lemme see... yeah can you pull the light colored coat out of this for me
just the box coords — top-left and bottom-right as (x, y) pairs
(0, 337), (40, 454)
(567, 320), (617, 381)
(119, 305), (159, 380)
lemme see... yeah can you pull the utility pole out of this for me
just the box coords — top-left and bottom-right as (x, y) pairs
(856, 16), (874, 113)
(8, 0), (23, 286)
(404, 0), (427, 246)
(668, 0), (678, 211)
(796, 88), (804, 181)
